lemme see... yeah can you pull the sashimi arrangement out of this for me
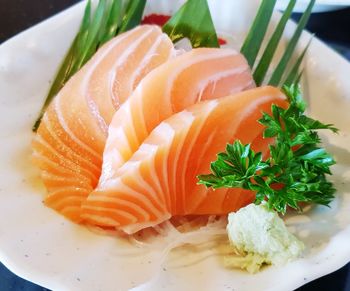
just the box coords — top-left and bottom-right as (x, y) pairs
(31, 0), (338, 273)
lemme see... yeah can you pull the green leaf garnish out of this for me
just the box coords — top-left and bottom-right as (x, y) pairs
(118, 0), (147, 33)
(72, 0), (108, 72)
(99, 0), (123, 45)
(240, 0), (277, 68)
(283, 36), (313, 86)
(198, 85), (338, 214)
(32, 0), (146, 131)
(268, 0), (315, 86)
(253, 0), (296, 86)
(242, 0), (315, 86)
(162, 0), (219, 48)
(294, 69), (304, 85)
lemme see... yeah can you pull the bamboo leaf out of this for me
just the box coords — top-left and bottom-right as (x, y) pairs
(72, 0), (108, 71)
(284, 36), (313, 86)
(294, 69), (304, 85)
(253, 0), (296, 86)
(74, 0), (92, 61)
(240, 0), (277, 68)
(100, 0), (123, 45)
(162, 0), (219, 48)
(118, 0), (147, 33)
(268, 0), (315, 86)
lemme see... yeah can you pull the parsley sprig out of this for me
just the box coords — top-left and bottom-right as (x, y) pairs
(198, 85), (338, 214)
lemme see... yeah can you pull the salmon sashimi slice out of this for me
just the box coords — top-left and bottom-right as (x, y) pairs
(83, 86), (288, 233)
(32, 25), (176, 222)
(97, 47), (255, 188)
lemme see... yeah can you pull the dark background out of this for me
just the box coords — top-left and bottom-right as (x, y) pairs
(1, 1), (350, 290)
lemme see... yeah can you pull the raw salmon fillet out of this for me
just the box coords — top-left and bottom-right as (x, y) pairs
(97, 47), (255, 188)
(83, 86), (287, 233)
(32, 25), (176, 222)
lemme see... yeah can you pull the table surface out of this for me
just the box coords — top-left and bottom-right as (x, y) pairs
(1, 1), (350, 290)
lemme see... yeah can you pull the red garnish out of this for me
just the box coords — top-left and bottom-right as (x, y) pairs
(142, 14), (171, 26)
(218, 38), (227, 46)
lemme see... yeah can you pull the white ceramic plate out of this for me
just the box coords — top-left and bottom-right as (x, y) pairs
(277, 0), (350, 12)
(1, 1), (350, 290)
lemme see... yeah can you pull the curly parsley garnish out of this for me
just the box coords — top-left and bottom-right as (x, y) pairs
(198, 85), (338, 214)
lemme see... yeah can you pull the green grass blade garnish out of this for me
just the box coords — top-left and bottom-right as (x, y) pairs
(284, 36), (313, 86)
(118, 0), (147, 33)
(294, 69), (304, 85)
(240, 0), (277, 68)
(253, 0), (296, 86)
(74, 0), (92, 61)
(72, 0), (108, 71)
(100, 0), (123, 45)
(162, 0), (219, 48)
(268, 0), (315, 86)
(33, 0), (147, 132)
